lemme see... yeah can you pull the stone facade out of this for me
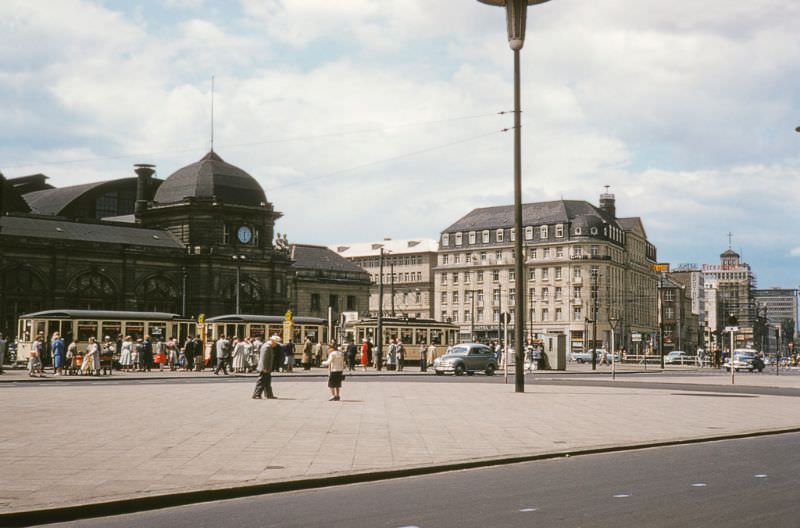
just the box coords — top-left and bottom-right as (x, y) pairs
(702, 249), (755, 349)
(435, 193), (658, 353)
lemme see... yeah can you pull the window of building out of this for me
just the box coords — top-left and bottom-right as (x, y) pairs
(480, 251), (487, 262)
(590, 227), (598, 235)
(441, 292), (447, 304)
(495, 250), (503, 261)
(477, 310), (484, 323)
(469, 231), (476, 244)
(555, 267), (562, 280)
(452, 291), (459, 303)
(591, 245), (599, 257)
(496, 229), (504, 242)
(543, 248), (550, 258)
(510, 228), (515, 242)
(482, 230), (490, 243)
(455, 232), (463, 246)
(442, 233), (449, 247)
(454, 254), (461, 264)
(556, 247), (564, 258)
(347, 296), (357, 310)
(441, 254), (448, 264)
(525, 226), (533, 240)
(223, 224), (231, 244)
(452, 311), (458, 322)
(529, 269), (535, 281)
(492, 270), (500, 282)
(574, 246), (583, 257)
(493, 309), (500, 323)
(555, 224), (564, 238)
(555, 308), (563, 321)
(509, 288), (516, 303)
(574, 267), (582, 279)
(464, 272), (471, 284)
(441, 273), (447, 285)
(575, 227), (582, 235)
(529, 288), (536, 300)
(555, 287), (562, 300)
(542, 268), (549, 280)
(477, 271), (484, 283)
(665, 291), (674, 302)
(665, 307), (674, 319)
(311, 293), (321, 311)
(477, 291), (484, 303)
(441, 311), (448, 321)
(542, 308), (549, 321)
(540, 225), (548, 239)
(574, 307), (582, 320)
(464, 310), (470, 322)
(530, 248), (537, 259)
(574, 286), (582, 298)
(452, 272), (459, 284)
(509, 270), (515, 282)
(542, 287), (549, 299)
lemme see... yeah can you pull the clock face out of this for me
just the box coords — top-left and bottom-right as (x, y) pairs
(237, 226), (253, 244)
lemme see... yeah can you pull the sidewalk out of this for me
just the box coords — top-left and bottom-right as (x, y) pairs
(2, 370), (800, 521)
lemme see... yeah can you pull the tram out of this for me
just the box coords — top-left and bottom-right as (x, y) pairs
(15, 310), (195, 363)
(343, 317), (459, 362)
(202, 314), (327, 363)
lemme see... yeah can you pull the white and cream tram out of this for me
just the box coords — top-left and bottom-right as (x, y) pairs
(343, 317), (459, 363)
(201, 314), (327, 363)
(15, 310), (195, 362)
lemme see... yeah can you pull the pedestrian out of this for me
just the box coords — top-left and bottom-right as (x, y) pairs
(302, 337), (313, 370)
(29, 334), (44, 377)
(51, 332), (65, 376)
(232, 337), (247, 373)
(141, 335), (153, 372)
(313, 340), (322, 367)
(66, 339), (77, 374)
(166, 337), (178, 371)
(360, 339), (369, 371)
(419, 343), (427, 372)
(285, 339), (295, 372)
(374, 340), (383, 371)
(346, 340), (357, 372)
(321, 341), (345, 401)
(154, 338), (165, 371)
(387, 339), (397, 371)
(214, 335), (230, 375)
(248, 337), (260, 372)
(194, 336), (205, 371)
(427, 343), (436, 372)
(252, 336), (277, 399)
(119, 336), (133, 372)
(81, 337), (99, 376)
(0, 333), (7, 374)
(396, 341), (405, 371)
(101, 335), (115, 375)
(133, 338), (143, 371)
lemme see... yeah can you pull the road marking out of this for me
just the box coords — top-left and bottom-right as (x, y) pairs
(519, 508), (538, 512)
(754, 474), (768, 478)
(691, 483), (707, 487)
(613, 494), (631, 498)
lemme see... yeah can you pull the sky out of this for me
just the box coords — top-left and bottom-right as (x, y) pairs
(2, 0), (799, 287)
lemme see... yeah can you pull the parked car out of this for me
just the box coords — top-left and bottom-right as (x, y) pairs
(570, 349), (606, 364)
(724, 350), (763, 372)
(664, 350), (694, 365)
(434, 343), (498, 376)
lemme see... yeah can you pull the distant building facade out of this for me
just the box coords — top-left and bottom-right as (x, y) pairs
(703, 248), (755, 349)
(659, 273), (699, 353)
(330, 239), (438, 319)
(435, 192), (659, 353)
(752, 288), (798, 353)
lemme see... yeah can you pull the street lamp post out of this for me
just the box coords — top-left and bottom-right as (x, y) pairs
(478, 0), (552, 393)
(231, 255), (246, 314)
(609, 314), (619, 381)
(377, 247), (386, 365)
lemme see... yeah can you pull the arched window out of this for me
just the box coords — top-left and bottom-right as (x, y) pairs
(136, 275), (179, 313)
(1, 266), (47, 335)
(223, 276), (263, 314)
(67, 272), (117, 310)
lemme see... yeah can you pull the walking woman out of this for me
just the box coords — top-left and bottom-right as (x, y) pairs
(232, 337), (247, 373)
(360, 339), (369, 371)
(119, 336), (133, 372)
(81, 337), (99, 376)
(321, 342), (345, 401)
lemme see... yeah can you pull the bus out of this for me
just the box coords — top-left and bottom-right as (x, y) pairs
(343, 317), (460, 364)
(15, 310), (195, 364)
(202, 314), (327, 364)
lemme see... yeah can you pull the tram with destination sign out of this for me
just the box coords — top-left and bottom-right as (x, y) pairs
(343, 317), (460, 363)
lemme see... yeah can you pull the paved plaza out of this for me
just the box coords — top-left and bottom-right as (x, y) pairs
(1, 368), (800, 518)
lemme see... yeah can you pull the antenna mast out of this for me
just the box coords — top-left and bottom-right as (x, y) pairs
(210, 75), (215, 152)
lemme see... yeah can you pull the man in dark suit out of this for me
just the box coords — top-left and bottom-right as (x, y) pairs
(253, 336), (277, 399)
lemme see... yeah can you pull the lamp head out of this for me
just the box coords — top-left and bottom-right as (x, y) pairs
(477, 0), (552, 51)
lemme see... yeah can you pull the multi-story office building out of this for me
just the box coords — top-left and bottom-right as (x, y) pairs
(703, 248), (755, 349)
(330, 239), (438, 319)
(435, 192), (659, 353)
(670, 265), (706, 348)
(659, 273), (699, 353)
(752, 288), (798, 352)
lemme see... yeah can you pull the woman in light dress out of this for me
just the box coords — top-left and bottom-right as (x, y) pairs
(81, 337), (99, 375)
(166, 338), (179, 371)
(231, 337), (247, 373)
(119, 336), (133, 372)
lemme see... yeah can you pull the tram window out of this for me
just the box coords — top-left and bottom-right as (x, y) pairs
(170, 324), (179, 339)
(268, 325), (283, 338)
(400, 328), (413, 345)
(250, 325), (266, 339)
(125, 322), (144, 340)
(77, 321), (99, 341)
(48, 321), (61, 340)
(415, 328), (428, 345)
(430, 329), (443, 345)
(306, 328), (319, 342)
(149, 323), (166, 341)
(35, 321), (46, 339)
(102, 321), (122, 341)
(293, 327), (302, 343)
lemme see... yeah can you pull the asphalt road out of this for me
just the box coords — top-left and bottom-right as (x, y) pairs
(40, 432), (800, 528)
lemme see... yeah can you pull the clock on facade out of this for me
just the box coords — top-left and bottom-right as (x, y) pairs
(237, 225), (253, 244)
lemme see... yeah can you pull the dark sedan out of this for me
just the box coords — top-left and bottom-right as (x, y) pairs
(434, 343), (498, 376)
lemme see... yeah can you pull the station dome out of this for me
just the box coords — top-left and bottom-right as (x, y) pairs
(153, 151), (267, 207)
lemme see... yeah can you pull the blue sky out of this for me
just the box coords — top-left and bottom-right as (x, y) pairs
(1, 0), (799, 287)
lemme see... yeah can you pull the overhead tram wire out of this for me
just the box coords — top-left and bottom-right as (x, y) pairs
(3, 111), (510, 171)
(265, 127), (509, 192)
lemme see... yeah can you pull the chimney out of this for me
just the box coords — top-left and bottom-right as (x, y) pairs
(599, 185), (615, 218)
(134, 164), (156, 221)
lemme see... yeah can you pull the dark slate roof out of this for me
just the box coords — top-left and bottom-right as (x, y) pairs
(443, 200), (617, 233)
(24, 181), (109, 215)
(617, 217), (646, 237)
(0, 214), (184, 249)
(206, 314), (326, 324)
(7, 173), (53, 195)
(720, 249), (740, 258)
(1, 175), (32, 213)
(154, 150), (267, 207)
(290, 244), (367, 274)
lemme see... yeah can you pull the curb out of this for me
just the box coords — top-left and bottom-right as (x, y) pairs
(2, 426), (800, 527)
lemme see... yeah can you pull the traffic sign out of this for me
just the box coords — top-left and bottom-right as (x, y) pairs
(724, 326), (739, 332)
(631, 332), (642, 342)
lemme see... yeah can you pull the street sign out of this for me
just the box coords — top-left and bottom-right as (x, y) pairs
(631, 332), (642, 342)
(724, 326), (739, 332)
